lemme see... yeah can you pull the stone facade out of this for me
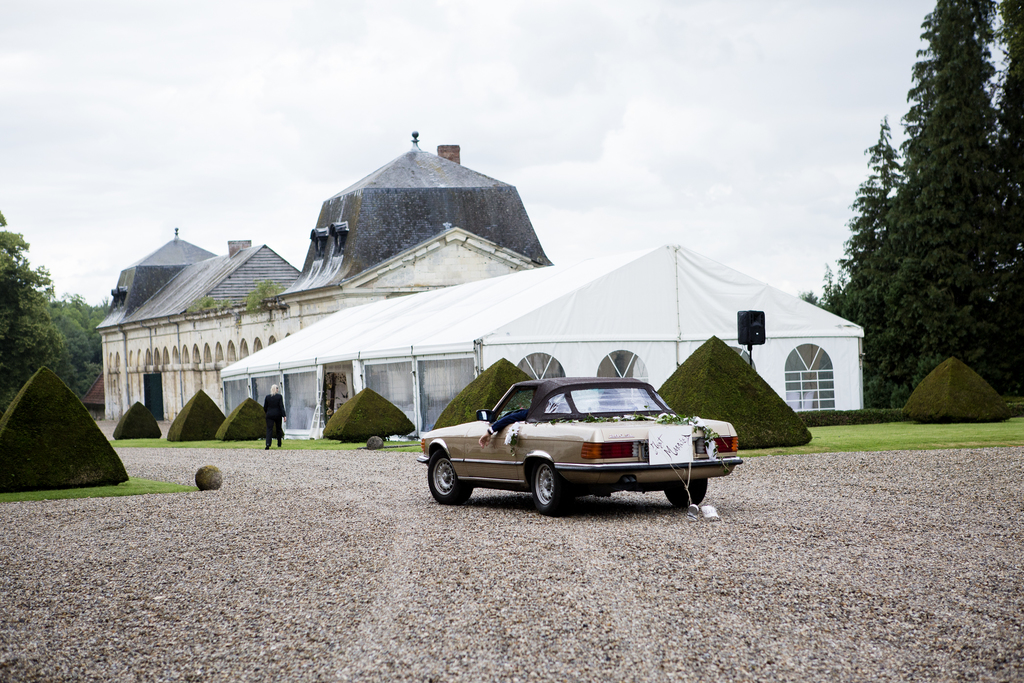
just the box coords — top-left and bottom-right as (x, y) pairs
(99, 141), (551, 421)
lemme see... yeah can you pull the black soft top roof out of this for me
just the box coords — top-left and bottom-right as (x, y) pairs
(496, 377), (672, 421)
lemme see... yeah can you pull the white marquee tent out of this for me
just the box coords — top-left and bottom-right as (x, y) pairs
(221, 245), (864, 437)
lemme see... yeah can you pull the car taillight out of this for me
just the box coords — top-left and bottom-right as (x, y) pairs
(714, 436), (738, 453)
(581, 442), (635, 459)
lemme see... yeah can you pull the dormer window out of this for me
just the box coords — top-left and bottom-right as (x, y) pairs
(111, 286), (128, 307)
(329, 221), (349, 255)
(310, 227), (329, 258)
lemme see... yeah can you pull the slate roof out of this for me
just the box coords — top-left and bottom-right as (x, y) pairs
(99, 243), (299, 329)
(285, 144), (551, 294)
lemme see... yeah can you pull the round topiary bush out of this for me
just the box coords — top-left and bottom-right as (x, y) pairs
(215, 398), (266, 441)
(324, 389), (414, 442)
(659, 336), (812, 450)
(903, 357), (1011, 423)
(0, 367), (128, 493)
(195, 465), (223, 491)
(167, 390), (226, 442)
(432, 358), (530, 430)
(113, 402), (162, 440)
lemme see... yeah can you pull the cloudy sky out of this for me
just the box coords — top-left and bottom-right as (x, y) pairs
(1, 0), (942, 306)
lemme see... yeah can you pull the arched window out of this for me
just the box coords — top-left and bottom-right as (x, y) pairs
(193, 345), (201, 365)
(162, 347), (170, 366)
(215, 342), (224, 363)
(145, 349), (153, 366)
(128, 351), (134, 367)
(204, 344), (213, 364)
(173, 347), (180, 365)
(785, 344), (835, 411)
(182, 346), (190, 364)
(115, 352), (120, 370)
(227, 341), (236, 363)
(729, 346), (756, 370)
(240, 339), (249, 359)
(518, 353), (565, 380)
(596, 350), (648, 380)
(268, 335), (277, 345)
(253, 338), (263, 353)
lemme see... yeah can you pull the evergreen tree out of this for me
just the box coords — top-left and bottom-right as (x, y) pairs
(884, 0), (1001, 403)
(835, 119), (906, 407)
(0, 228), (64, 411)
(993, 0), (1024, 394)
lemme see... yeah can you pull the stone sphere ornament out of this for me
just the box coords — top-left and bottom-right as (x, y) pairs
(366, 436), (384, 450)
(195, 465), (223, 491)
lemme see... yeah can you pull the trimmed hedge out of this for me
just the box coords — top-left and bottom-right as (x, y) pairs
(167, 390), (226, 441)
(113, 402), (162, 439)
(0, 367), (129, 493)
(433, 358), (530, 429)
(216, 398), (266, 441)
(323, 388), (414, 442)
(798, 408), (912, 428)
(659, 336), (811, 449)
(1009, 402), (1024, 418)
(903, 357), (1011, 423)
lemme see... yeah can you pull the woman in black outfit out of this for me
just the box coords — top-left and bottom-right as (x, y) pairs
(264, 384), (287, 449)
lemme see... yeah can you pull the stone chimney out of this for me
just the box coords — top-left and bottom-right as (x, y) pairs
(437, 145), (460, 165)
(228, 240), (252, 257)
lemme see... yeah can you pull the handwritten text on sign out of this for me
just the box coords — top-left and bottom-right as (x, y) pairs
(648, 425), (693, 465)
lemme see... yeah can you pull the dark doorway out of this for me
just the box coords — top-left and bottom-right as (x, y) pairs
(143, 373), (164, 421)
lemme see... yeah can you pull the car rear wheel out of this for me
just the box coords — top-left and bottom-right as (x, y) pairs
(531, 460), (571, 516)
(428, 454), (473, 505)
(665, 478), (708, 508)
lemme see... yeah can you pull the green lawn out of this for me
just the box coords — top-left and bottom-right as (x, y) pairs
(110, 438), (422, 452)
(0, 477), (197, 503)
(742, 417), (1024, 456)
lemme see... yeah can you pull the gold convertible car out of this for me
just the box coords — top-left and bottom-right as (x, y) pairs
(418, 377), (742, 516)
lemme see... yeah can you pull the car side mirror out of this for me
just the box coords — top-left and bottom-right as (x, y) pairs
(476, 409), (495, 423)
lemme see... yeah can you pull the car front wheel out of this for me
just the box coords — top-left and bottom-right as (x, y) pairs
(531, 460), (571, 516)
(428, 453), (473, 505)
(665, 478), (708, 508)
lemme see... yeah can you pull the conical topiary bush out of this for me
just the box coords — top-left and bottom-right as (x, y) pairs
(323, 388), (414, 442)
(433, 358), (531, 430)
(0, 367), (129, 493)
(113, 401), (162, 440)
(659, 336), (812, 450)
(903, 357), (1011, 423)
(167, 389), (226, 442)
(216, 397), (266, 441)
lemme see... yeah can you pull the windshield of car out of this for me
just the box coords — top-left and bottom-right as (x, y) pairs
(569, 387), (664, 414)
(498, 389), (535, 418)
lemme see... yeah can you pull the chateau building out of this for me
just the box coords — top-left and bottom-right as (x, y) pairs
(98, 136), (551, 421)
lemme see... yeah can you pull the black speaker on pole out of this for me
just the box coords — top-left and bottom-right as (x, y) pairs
(737, 311), (765, 367)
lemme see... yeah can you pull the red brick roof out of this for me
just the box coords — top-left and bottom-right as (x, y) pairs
(82, 374), (104, 407)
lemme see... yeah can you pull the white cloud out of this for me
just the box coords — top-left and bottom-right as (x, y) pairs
(0, 0), (935, 303)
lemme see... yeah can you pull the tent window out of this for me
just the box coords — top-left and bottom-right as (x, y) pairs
(365, 361), (415, 429)
(785, 344), (835, 411)
(223, 379), (249, 416)
(418, 358), (475, 432)
(596, 350), (648, 380)
(284, 371), (317, 431)
(251, 375), (282, 415)
(729, 346), (756, 369)
(518, 353), (566, 380)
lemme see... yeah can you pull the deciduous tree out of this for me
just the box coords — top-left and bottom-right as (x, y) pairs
(0, 228), (63, 410)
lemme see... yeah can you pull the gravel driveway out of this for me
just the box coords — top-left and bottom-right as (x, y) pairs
(1, 445), (1021, 682)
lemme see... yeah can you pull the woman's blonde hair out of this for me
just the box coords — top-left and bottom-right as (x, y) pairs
(271, 384), (280, 395)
